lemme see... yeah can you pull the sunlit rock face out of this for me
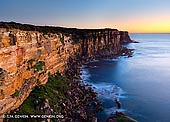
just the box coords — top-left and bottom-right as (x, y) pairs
(0, 26), (132, 115)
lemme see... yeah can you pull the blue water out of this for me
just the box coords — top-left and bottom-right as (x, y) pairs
(81, 34), (170, 122)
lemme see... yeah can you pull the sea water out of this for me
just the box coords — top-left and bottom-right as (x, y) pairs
(81, 34), (170, 122)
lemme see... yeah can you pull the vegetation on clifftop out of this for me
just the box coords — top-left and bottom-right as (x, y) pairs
(0, 21), (118, 35)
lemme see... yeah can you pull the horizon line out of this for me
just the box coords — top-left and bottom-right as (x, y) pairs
(130, 32), (170, 34)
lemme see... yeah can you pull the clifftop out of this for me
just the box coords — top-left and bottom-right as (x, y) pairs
(0, 21), (119, 34)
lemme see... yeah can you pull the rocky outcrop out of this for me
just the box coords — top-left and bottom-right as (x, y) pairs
(0, 22), (132, 115)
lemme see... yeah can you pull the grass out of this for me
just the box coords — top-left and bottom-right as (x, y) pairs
(15, 72), (69, 115)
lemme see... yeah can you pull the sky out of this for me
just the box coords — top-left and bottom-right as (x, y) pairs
(0, 0), (170, 33)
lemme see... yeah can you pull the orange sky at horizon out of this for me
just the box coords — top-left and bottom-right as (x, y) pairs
(58, 18), (170, 33)
(117, 20), (170, 33)
(1, 0), (170, 33)
(89, 18), (170, 33)
(116, 23), (170, 33)
(111, 14), (170, 33)
(66, 11), (170, 33)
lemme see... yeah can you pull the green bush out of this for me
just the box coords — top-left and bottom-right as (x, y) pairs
(12, 90), (20, 97)
(32, 61), (45, 72)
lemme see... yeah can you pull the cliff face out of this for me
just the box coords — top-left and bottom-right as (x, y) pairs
(0, 24), (132, 115)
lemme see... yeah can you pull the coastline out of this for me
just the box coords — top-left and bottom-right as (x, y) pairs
(0, 21), (134, 122)
(4, 48), (134, 122)
(79, 58), (138, 122)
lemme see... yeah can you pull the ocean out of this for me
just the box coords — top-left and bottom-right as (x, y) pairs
(81, 34), (170, 122)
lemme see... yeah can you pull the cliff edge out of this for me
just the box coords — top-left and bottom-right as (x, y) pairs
(0, 22), (132, 116)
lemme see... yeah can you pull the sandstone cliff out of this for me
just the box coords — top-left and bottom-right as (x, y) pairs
(0, 22), (132, 115)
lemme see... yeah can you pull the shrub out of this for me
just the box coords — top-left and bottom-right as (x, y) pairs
(32, 61), (45, 72)
(12, 90), (20, 97)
